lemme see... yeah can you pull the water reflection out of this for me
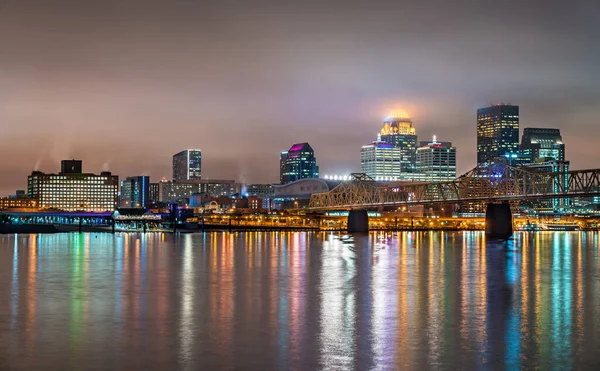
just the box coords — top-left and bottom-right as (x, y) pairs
(1, 232), (600, 370)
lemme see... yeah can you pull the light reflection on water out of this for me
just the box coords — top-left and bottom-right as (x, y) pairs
(1, 231), (600, 370)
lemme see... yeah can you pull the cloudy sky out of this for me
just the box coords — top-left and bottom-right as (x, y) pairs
(0, 0), (598, 194)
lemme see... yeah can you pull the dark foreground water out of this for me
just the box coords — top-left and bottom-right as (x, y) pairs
(1, 232), (600, 370)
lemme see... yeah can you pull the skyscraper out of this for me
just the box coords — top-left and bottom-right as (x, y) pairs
(120, 176), (150, 208)
(172, 149), (202, 180)
(279, 143), (319, 184)
(476, 104), (519, 164)
(279, 151), (288, 184)
(379, 110), (418, 173)
(416, 136), (457, 182)
(360, 139), (402, 181)
(520, 128), (565, 162)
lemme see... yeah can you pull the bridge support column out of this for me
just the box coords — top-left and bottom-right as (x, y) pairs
(347, 210), (369, 233)
(485, 203), (513, 240)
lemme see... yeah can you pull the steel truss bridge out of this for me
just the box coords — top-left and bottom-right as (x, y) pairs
(308, 160), (600, 210)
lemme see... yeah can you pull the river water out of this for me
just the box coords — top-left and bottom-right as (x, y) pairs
(0, 232), (599, 370)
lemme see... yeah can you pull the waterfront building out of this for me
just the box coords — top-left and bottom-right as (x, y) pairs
(477, 104), (519, 164)
(520, 128), (565, 162)
(360, 138), (403, 181)
(160, 179), (237, 203)
(379, 110), (418, 173)
(416, 136), (457, 182)
(120, 176), (150, 208)
(27, 161), (118, 212)
(0, 197), (37, 209)
(149, 182), (160, 203)
(279, 143), (319, 184)
(245, 184), (274, 198)
(172, 149), (202, 180)
(246, 183), (274, 209)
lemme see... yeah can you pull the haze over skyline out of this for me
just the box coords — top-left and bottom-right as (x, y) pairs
(1, 0), (599, 195)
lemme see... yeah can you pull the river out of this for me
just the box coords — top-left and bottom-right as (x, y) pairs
(0, 231), (599, 370)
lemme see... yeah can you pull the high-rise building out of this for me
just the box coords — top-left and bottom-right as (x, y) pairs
(27, 161), (118, 212)
(279, 143), (319, 184)
(379, 110), (418, 173)
(416, 136), (457, 182)
(172, 149), (202, 180)
(477, 104), (519, 164)
(149, 182), (160, 203)
(120, 176), (150, 208)
(360, 139), (402, 181)
(520, 128), (565, 163)
(279, 151), (288, 184)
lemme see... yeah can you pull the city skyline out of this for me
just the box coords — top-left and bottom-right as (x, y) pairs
(1, 0), (599, 196)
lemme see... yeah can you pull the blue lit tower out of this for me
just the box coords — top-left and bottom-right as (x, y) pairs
(120, 176), (150, 208)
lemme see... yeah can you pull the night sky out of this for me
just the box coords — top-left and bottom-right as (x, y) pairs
(1, 0), (598, 195)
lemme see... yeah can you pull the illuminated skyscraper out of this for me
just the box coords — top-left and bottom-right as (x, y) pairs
(172, 149), (202, 180)
(120, 176), (150, 208)
(279, 143), (318, 184)
(476, 104), (519, 164)
(520, 128), (565, 162)
(379, 110), (418, 173)
(416, 136), (457, 182)
(360, 139), (402, 181)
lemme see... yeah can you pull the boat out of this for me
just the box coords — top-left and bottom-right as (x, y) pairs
(540, 223), (581, 231)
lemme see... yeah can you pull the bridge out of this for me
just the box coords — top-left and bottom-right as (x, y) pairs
(308, 160), (600, 238)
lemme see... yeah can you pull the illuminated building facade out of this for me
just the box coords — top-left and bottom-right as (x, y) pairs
(379, 110), (418, 173)
(160, 179), (237, 203)
(416, 136), (457, 182)
(27, 161), (118, 212)
(149, 182), (160, 203)
(477, 104), (519, 164)
(360, 139), (402, 181)
(0, 197), (37, 209)
(520, 128), (565, 162)
(120, 176), (150, 208)
(172, 149), (202, 180)
(279, 151), (288, 184)
(279, 143), (319, 184)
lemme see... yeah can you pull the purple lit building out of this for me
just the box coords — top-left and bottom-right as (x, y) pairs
(279, 143), (319, 184)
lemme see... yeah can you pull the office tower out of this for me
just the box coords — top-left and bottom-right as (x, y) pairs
(416, 136), (457, 182)
(379, 110), (418, 173)
(279, 143), (319, 184)
(360, 139), (402, 181)
(279, 151), (288, 184)
(476, 104), (519, 164)
(27, 161), (118, 212)
(149, 183), (160, 203)
(120, 176), (150, 208)
(520, 128), (565, 163)
(172, 149), (202, 180)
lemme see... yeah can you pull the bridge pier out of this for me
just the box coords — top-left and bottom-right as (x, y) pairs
(485, 202), (513, 240)
(347, 209), (369, 233)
